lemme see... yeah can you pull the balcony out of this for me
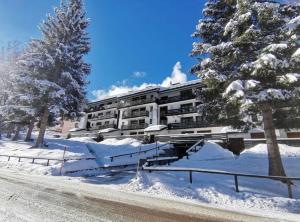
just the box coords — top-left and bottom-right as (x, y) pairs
(89, 113), (117, 120)
(168, 121), (207, 130)
(121, 123), (148, 130)
(123, 110), (149, 119)
(98, 124), (117, 130)
(159, 94), (196, 104)
(119, 98), (156, 108)
(166, 107), (197, 116)
(103, 103), (118, 109)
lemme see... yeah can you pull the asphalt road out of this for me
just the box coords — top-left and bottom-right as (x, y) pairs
(0, 169), (282, 222)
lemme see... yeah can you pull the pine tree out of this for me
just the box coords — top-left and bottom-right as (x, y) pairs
(192, 0), (300, 176)
(18, 0), (90, 147)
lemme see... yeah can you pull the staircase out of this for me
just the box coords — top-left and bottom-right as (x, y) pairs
(143, 138), (206, 167)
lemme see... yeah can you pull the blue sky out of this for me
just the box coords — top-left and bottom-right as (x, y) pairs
(0, 0), (204, 100)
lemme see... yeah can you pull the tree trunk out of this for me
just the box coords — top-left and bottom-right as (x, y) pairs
(12, 124), (21, 141)
(6, 124), (13, 138)
(25, 119), (35, 142)
(261, 103), (286, 177)
(34, 108), (49, 148)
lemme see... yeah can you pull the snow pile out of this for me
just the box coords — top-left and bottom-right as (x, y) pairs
(241, 143), (300, 158)
(124, 142), (300, 220)
(82, 138), (171, 167)
(175, 142), (234, 165)
(144, 125), (167, 132)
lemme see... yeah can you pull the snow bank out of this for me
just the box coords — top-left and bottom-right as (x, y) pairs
(85, 138), (171, 167)
(0, 136), (98, 176)
(241, 143), (300, 158)
(123, 142), (300, 220)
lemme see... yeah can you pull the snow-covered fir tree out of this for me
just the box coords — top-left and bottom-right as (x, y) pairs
(192, 0), (299, 176)
(18, 0), (90, 147)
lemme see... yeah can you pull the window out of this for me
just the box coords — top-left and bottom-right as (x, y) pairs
(104, 121), (109, 125)
(197, 130), (211, 133)
(130, 132), (137, 135)
(182, 131), (194, 134)
(131, 120), (138, 125)
(181, 117), (193, 124)
(139, 119), (145, 125)
(138, 132), (144, 135)
(150, 119), (152, 124)
(181, 103), (193, 112)
(96, 122), (102, 126)
(180, 89), (193, 98)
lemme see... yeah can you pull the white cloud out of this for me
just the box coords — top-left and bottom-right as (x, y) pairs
(91, 61), (188, 101)
(92, 83), (157, 100)
(161, 61), (187, 87)
(132, 71), (146, 78)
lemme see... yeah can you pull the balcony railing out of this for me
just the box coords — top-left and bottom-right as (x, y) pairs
(159, 94), (196, 104)
(121, 123), (148, 130)
(166, 107), (197, 116)
(98, 124), (117, 130)
(89, 113), (117, 120)
(168, 121), (207, 130)
(103, 103), (118, 109)
(123, 110), (149, 119)
(119, 98), (156, 108)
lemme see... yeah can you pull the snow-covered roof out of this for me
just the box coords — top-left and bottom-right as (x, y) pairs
(99, 128), (118, 133)
(144, 125), (168, 132)
(160, 79), (202, 92)
(88, 79), (203, 105)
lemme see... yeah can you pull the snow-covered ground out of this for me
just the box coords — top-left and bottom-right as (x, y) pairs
(0, 133), (299, 220)
(121, 142), (300, 220)
(0, 133), (169, 176)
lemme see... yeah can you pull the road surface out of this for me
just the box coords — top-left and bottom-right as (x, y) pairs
(0, 169), (282, 222)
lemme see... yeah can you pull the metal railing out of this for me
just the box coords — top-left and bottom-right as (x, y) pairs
(121, 123), (148, 130)
(166, 107), (197, 116)
(142, 166), (300, 199)
(168, 121), (207, 130)
(119, 98), (156, 108)
(0, 154), (96, 166)
(159, 94), (196, 104)
(109, 143), (170, 162)
(122, 110), (149, 119)
(98, 124), (117, 130)
(90, 113), (117, 120)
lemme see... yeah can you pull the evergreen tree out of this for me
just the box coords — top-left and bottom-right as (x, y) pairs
(192, 0), (300, 176)
(18, 0), (90, 147)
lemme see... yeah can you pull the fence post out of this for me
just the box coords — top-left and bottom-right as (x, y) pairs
(189, 171), (193, 184)
(8, 156), (10, 161)
(32, 158), (35, 164)
(60, 146), (67, 176)
(287, 180), (293, 199)
(156, 140), (158, 160)
(47, 159), (50, 166)
(234, 175), (239, 192)
(18, 157), (21, 162)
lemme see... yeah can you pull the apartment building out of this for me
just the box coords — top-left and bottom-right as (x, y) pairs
(83, 80), (224, 137)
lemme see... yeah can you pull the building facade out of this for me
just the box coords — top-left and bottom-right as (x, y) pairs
(84, 80), (224, 137)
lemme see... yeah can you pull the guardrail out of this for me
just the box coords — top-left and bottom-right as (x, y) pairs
(186, 138), (205, 154)
(109, 143), (170, 162)
(0, 154), (96, 166)
(142, 166), (300, 199)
